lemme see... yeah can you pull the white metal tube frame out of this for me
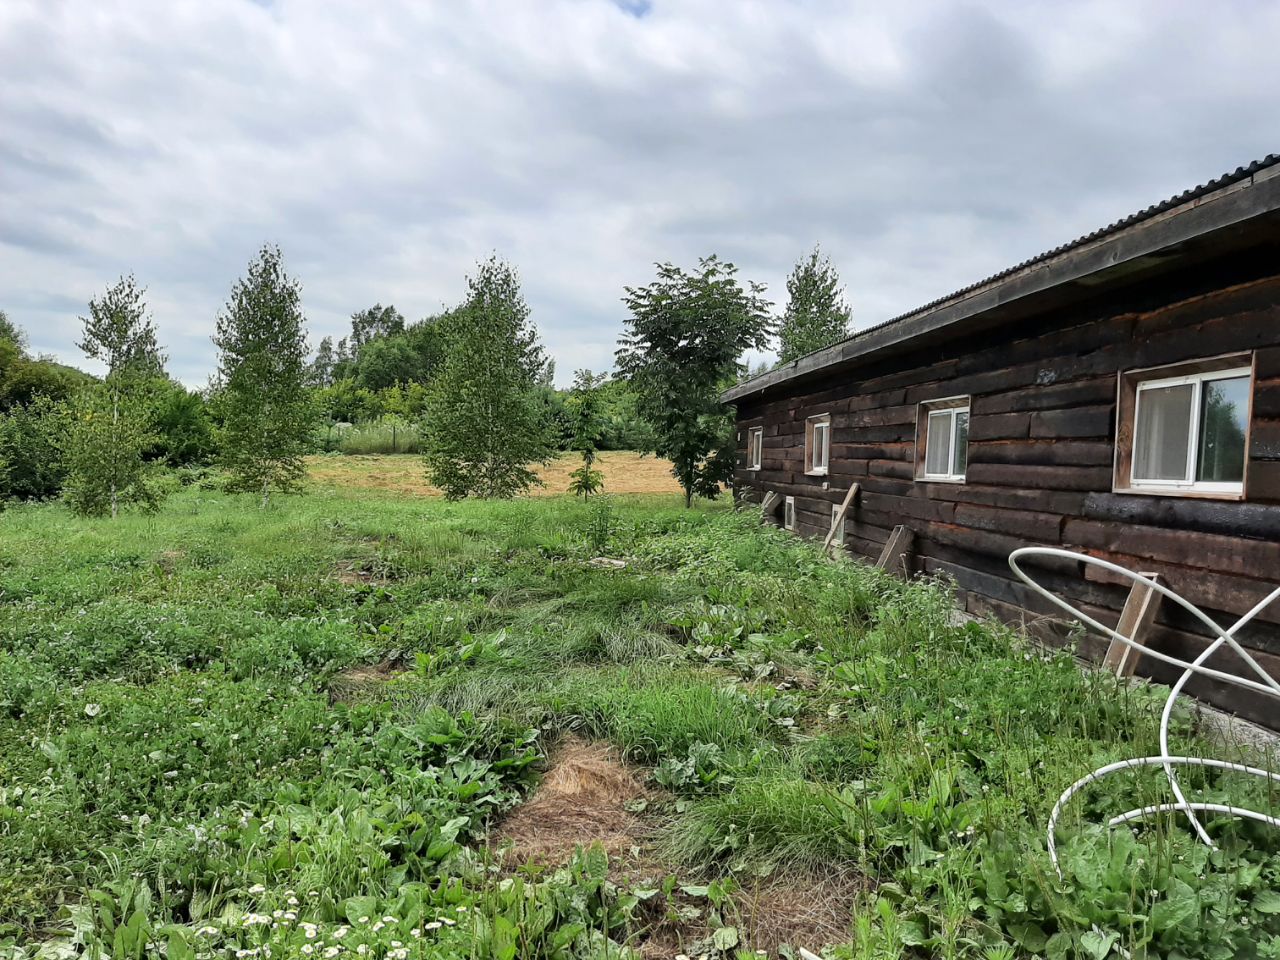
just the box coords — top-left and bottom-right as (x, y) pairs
(1007, 547), (1280, 877)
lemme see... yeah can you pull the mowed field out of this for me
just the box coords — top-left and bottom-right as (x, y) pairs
(306, 451), (682, 497)
(0, 477), (1277, 957)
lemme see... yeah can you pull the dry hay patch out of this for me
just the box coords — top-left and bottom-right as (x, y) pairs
(490, 736), (656, 866)
(733, 866), (861, 957)
(489, 737), (858, 957)
(329, 660), (401, 703)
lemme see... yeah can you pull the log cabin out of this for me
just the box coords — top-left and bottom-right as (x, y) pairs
(724, 155), (1280, 726)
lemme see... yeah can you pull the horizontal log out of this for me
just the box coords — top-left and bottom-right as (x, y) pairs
(969, 439), (1114, 468)
(967, 412), (1030, 441)
(846, 404), (916, 428)
(860, 489), (958, 525)
(953, 503), (1065, 542)
(1028, 405), (1114, 439)
(964, 462), (1112, 491)
(917, 480), (1088, 515)
(975, 376), (1116, 414)
(869, 459), (915, 480)
(830, 441), (911, 461)
(1073, 546), (1280, 634)
(1063, 518), (1280, 579)
(1081, 491), (1280, 539)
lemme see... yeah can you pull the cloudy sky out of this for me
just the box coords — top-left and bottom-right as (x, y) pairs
(2, 1), (1276, 386)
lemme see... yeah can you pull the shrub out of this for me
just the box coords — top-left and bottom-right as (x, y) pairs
(0, 396), (68, 500)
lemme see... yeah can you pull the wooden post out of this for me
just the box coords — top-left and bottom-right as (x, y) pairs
(759, 490), (781, 523)
(1102, 573), (1162, 678)
(823, 483), (860, 553)
(875, 524), (913, 576)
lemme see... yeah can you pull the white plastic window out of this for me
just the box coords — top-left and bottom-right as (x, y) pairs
(1131, 367), (1250, 494)
(923, 406), (969, 481)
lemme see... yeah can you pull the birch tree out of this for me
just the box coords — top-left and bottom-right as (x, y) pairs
(422, 256), (553, 499)
(214, 245), (314, 507)
(65, 276), (165, 518)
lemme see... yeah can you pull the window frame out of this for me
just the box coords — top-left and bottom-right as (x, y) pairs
(784, 496), (796, 531)
(804, 414), (831, 476)
(1114, 354), (1254, 500)
(746, 426), (763, 471)
(914, 396), (970, 483)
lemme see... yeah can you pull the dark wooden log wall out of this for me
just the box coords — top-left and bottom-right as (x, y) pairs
(734, 253), (1280, 726)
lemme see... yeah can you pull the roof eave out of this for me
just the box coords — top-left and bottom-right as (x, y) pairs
(723, 159), (1280, 405)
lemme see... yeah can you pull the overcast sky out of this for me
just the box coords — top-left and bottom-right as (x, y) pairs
(2, 1), (1276, 387)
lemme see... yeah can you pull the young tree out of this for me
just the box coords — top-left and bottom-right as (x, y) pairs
(309, 336), (337, 387)
(63, 385), (160, 517)
(76, 274), (165, 378)
(214, 245), (315, 507)
(616, 255), (773, 507)
(422, 256), (554, 499)
(348, 304), (405, 354)
(566, 369), (607, 497)
(776, 245), (851, 364)
(64, 276), (166, 518)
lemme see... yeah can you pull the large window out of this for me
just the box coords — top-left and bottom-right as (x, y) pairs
(746, 426), (763, 471)
(1117, 357), (1252, 497)
(805, 414), (831, 475)
(915, 397), (969, 482)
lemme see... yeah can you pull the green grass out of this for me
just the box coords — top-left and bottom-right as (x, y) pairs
(1, 476), (1278, 958)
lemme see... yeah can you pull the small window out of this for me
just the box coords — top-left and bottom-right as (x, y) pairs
(805, 414), (831, 475)
(1117, 356), (1252, 498)
(747, 426), (763, 471)
(830, 503), (845, 546)
(915, 397), (969, 482)
(784, 496), (796, 531)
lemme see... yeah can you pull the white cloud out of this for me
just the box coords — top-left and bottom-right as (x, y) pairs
(1, 0), (1275, 385)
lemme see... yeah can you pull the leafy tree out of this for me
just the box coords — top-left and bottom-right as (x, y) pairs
(145, 380), (216, 466)
(566, 369), (607, 497)
(617, 255), (773, 507)
(0, 396), (69, 501)
(0, 355), (93, 412)
(355, 331), (425, 390)
(63, 385), (160, 517)
(309, 336), (337, 387)
(422, 256), (554, 499)
(64, 277), (166, 517)
(76, 274), (165, 378)
(0, 310), (27, 351)
(776, 245), (851, 364)
(349, 304), (405, 354)
(214, 245), (315, 507)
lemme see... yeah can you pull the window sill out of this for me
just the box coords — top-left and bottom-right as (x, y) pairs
(746, 466), (761, 472)
(917, 474), (966, 484)
(1113, 484), (1245, 501)
(805, 469), (829, 477)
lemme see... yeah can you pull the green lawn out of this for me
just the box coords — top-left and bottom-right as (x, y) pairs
(1, 478), (1276, 959)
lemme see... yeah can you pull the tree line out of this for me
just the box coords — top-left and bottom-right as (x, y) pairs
(0, 242), (852, 512)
